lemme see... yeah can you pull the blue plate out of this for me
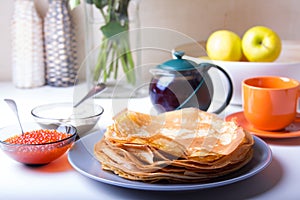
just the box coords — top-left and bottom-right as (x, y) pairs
(68, 131), (272, 191)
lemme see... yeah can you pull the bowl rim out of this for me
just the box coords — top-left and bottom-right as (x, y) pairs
(187, 55), (300, 66)
(30, 102), (104, 121)
(0, 123), (77, 147)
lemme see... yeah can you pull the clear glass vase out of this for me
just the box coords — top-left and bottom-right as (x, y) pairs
(83, 0), (147, 98)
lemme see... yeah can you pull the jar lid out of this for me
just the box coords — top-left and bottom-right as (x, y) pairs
(157, 51), (197, 71)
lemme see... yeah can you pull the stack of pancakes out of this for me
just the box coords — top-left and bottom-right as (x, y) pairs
(94, 108), (254, 183)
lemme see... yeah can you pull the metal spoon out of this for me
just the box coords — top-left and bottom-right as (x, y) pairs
(73, 82), (107, 108)
(4, 99), (24, 135)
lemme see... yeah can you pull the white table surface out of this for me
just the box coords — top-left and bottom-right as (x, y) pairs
(1, 82), (300, 200)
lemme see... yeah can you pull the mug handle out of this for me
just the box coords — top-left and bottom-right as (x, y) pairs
(198, 63), (233, 114)
(296, 87), (300, 120)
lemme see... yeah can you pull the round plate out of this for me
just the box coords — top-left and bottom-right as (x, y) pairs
(68, 131), (272, 191)
(226, 111), (300, 138)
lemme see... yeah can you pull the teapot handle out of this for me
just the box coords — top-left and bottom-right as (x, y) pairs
(198, 62), (233, 114)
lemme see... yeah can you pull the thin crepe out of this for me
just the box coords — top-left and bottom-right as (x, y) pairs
(94, 108), (254, 183)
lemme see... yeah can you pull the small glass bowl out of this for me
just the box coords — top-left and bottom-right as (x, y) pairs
(0, 122), (77, 165)
(31, 102), (104, 134)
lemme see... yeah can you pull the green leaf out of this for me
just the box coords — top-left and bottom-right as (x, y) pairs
(69, 0), (81, 10)
(86, 0), (94, 4)
(93, 0), (108, 9)
(100, 20), (128, 38)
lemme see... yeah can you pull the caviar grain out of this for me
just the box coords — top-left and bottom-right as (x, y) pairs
(5, 129), (72, 144)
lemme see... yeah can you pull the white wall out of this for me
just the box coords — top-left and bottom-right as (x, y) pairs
(1, 0), (300, 81)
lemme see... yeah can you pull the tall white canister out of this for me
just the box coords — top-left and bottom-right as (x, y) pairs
(11, 0), (45, 88)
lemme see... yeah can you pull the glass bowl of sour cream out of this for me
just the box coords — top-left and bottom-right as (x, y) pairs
(31, 102), (104, 135)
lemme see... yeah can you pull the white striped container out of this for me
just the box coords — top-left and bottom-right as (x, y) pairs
(11, 0), (45, 88)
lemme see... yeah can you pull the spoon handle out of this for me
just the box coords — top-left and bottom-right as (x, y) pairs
(4, 99), (24, 134)
(73, 83), (106, 108)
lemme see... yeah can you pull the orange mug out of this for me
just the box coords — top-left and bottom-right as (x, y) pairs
(242, 76), (300, 131)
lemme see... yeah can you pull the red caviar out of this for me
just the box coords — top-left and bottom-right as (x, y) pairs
(4, 129), (72, 144)
(2, 129), (75, 165)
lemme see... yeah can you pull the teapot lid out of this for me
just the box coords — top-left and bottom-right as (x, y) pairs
(157, 51), (197, 71)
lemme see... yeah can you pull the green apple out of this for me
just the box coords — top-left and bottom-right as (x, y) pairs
(206, 30), (242, 61)
(242, 26), (281, 62)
